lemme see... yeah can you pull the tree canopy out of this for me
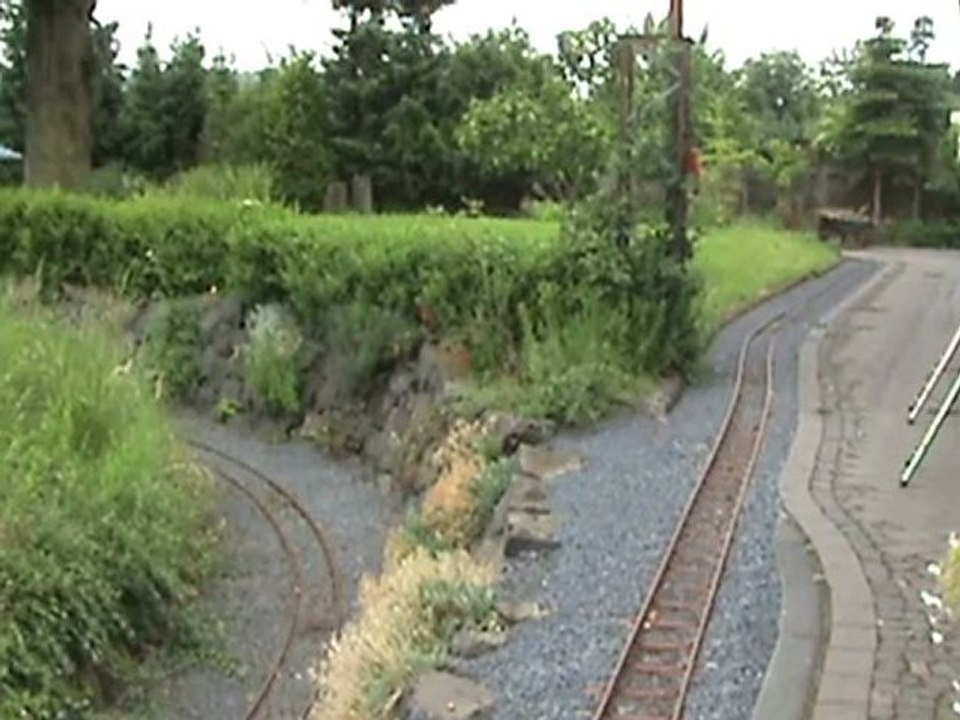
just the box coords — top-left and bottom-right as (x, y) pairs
(0, 3), (956, 221)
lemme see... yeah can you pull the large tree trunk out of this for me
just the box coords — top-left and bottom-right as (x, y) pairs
(24, 0), (94, 189)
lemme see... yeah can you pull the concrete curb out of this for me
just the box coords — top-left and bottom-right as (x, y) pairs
(754, 256), (903, 720)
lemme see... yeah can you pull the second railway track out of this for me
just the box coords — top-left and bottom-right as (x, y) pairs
(592, 314), (782, 720)
(188, 438), (345, 720)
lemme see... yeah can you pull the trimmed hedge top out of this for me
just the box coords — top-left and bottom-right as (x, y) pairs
(0, 189), (561, 339)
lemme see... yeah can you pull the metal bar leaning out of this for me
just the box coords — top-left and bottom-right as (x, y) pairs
(901, 367), (960, 487)
(907, 320), (960, 425)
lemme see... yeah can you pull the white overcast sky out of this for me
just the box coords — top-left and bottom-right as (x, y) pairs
(97, 1), (960, 71)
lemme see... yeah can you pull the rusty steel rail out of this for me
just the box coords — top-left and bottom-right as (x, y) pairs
(591, 314), (781, 720)
(188, 439), (344, 720)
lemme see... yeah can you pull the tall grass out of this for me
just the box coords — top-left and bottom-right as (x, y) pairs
(0, 296), (217, 718)
(314, 549), (496, 720)
(155, 163), (277, 204)
(695, 219), (839, 333)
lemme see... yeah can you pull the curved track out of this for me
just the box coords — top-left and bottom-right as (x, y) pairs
(188, 438), (345, 720)
(591, 313), (781, 720)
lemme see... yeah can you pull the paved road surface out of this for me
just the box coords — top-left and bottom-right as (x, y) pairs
(766, 248), (960, 720)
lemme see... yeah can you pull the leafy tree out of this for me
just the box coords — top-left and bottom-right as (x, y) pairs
(458, 73), (611, 202)
(738, 51), (821, 147)
(91, 20), (125, 166)
(0, 2), (125, 168)
(201, 56), (275, 166)
(324, 5), (554, 210)
(120, 30), (167, 175)
(829, 17), (952, 220)
(120, 30), (208, 177)
(162, 33), (207, 171)
(0, 0), (25, 152)
(210, 71), (275, 165)
(267, 52), (329, 210)
(556, 17), (619, 99)
(910, 16), (934, 62)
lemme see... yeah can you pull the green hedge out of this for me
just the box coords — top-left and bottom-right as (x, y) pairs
(0, 189), (698, 384)
(882, 219), (960, 248)
(0, 190), (560, 346)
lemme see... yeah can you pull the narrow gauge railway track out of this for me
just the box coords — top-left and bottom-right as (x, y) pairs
(187, 439), (345, 720)
(592, 314), (782, 720)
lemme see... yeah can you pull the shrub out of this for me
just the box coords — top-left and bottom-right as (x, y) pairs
(84, 162), (148, 200)
(324, 302), (421, 397)
(156, 163), (276, 204)
(883, 219), (960, 248)
(464, 459), (514, 543)
(244, 303), (304, 416)
(0, 188), (702, 425)
(141, 299), (204, 400)
(0, 299), (217, 718)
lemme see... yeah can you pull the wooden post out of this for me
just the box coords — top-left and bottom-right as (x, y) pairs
(323, 181), (349, 213)
(351, 174), (374, 214)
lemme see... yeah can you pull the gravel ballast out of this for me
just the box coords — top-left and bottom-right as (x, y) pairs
(464, 259), (881, 720)
(152, 416), (401, 719)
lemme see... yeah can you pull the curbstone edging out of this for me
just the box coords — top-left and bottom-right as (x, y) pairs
(754, 256), (903, 720)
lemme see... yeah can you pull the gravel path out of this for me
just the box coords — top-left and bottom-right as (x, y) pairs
(463, 259), (881, 720)
(150, 416), (401, 720)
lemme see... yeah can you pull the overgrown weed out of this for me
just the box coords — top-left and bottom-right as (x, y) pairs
(313, 549), (495, 720)
(0, 299), (218, 718)
(244, 303), (304, 416)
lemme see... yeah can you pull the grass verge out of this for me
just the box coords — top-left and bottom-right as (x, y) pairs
(695, 219), (840, 334)
(0, 292), (218, 719)
(460, 220), (839, 424)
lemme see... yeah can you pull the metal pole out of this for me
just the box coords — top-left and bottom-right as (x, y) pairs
(906, 319), (960, 424)
(666, 0), (692, 261)
(901, 367), (960, 487)
(670, 0), (684, 37)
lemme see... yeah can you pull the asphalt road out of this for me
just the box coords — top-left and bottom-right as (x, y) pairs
(762, 248), (960, 720)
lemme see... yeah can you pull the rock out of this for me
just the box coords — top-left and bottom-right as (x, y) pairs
(495, 599), (549, 625)
(485, 475), (550, 543)
(907, 658), (931, 680)
(376, 473), (394, 496)
(364, 429), (390, 466)
(298, 412), (328, 442)
(646, 374), (684, 422)
(406, 671), (494, 720)
(219, 378), (243, 405)
(504, 511), (560, 557)
(517, 444), (582, 480)
(488, 414), (557, 454)
(198, 295), (243, 337)
(484, 490), (512, 540)
(474, 536), (506, 568)
(506, 475), (550, 514)
(388, 369), (417, 398)
(451, 629), (507, 658)
(200, 344), (222, 381)
(417, 343), (473, 396)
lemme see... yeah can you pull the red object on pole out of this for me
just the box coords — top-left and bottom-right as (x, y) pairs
(684, 147), (703, 178)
